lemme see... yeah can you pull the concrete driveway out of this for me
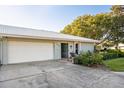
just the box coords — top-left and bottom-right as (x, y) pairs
(0, 60), (124, 88)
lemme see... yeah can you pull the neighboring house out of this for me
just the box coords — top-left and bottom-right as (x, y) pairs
(0, 24), (99, 65)
(109, 43), (124, 50)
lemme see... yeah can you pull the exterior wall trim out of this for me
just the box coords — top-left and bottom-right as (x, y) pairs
(0, 37), (2, 65)
(2, 37), (8, 64)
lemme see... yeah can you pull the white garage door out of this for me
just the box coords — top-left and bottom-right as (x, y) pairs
(81, 43), (94, 52)
(8, 40), (54, 64)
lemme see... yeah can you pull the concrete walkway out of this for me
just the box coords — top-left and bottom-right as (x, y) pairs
(0, 60), (124, 88)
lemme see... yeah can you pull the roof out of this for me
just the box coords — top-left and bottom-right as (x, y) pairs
(0, 24), (99, 43)
(109, 43), (124, 49)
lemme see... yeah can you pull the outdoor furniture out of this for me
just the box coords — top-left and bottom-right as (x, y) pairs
(70, 52), (78, 63)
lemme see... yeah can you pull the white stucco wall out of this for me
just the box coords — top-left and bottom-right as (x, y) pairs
(0, 36), (96, 64)
(80, 43), (94, 53)
(54, 42), (61, 59)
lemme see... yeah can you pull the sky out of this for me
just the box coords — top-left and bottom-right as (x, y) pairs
(0, 5), (112, 32)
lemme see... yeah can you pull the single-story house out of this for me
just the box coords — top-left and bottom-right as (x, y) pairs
(0, 24), (99, 65)
(109, 43), (124, 51)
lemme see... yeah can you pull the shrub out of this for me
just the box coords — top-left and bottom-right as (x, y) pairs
(74, 52), (103, 66)
(74, 52), (90, 65)
(101, 52), (118, 60)
(100, 49), (124, 60)
(80, 52), (92, 66)
(118, 51), (124, 57)
(91, 53), (103, 65)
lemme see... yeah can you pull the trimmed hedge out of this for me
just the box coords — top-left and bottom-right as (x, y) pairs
(100, 52), (118, 60)
(100, 49), (124, 60)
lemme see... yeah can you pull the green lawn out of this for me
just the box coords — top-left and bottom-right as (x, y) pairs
(103, 58), (124, 72)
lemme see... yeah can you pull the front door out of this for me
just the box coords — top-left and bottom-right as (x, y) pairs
(61, 43), (68, 58)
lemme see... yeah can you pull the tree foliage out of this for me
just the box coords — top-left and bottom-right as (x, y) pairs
(108, 5), (124, 48)
(61, 5), (124, 48)
(61, 14), (106, 40)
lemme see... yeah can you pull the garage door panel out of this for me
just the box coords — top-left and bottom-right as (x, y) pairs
(8, 40), (54, 64)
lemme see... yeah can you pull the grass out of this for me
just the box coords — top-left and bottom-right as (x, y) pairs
(103, 58), (124, 72)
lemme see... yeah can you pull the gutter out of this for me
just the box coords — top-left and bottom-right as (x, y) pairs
(0, 33), (100, 44)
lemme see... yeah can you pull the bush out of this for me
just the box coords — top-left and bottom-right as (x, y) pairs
(74, 49), (124, 67)
(74, 52), (103, 66)
(91, 53), (103, 65)
(100, 49), (124, 60)
(118, 51), (124, 57)
(74, 52), (90, 65)
(100, 52), (118, 60)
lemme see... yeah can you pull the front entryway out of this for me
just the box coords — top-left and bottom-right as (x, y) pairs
(61, 43), (68, 58)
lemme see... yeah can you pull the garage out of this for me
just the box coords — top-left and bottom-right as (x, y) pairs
(7, 39), (54, 64)
(0, 24), (99, 64)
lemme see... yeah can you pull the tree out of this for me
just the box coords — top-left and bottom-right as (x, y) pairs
(61, 5), (124, 50)
(111, 5), (122, 14)
(61, 14), (108, 40)
(107, 5), (124, 49)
